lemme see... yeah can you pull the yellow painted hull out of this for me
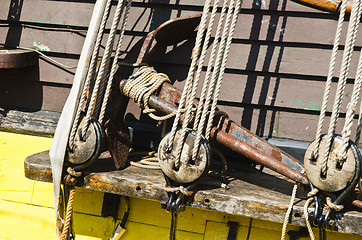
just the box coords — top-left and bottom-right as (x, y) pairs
(0, 131), (361, 240)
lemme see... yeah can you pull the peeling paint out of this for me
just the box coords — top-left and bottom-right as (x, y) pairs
(297, 99), (321, 111)
(33, 42), (52, 52)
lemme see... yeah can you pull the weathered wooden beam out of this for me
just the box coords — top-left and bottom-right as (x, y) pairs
(0, 109), (60, 135)
(25, 150), (362, 235)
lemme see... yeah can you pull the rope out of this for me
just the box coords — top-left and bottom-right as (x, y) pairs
(67, 167), (82, 178)
(59, 188), (75, 240)
(177, 0), (227, 166)
(326, 197), (344, 211)
(189, 0), (232, 164)
(12, 46), (77, 69)
(320, 0), (362, 176)
(68, 0), (113, 149)
(163, 185), (194, 196)
(280, 183), (298, 240)
(303, 197), (316, 240)
(192, 1), (222, 131)
(168, 0), (242, 169)
(129, 151), (161, 170)
(82, 0), (127, 138)
(167, 0), (214, 151)
(335, 48), (362, 161)
(121, 66), (176, 121)
(311, 0), (348, 159)
(205, 0), (241, 140)
(99, 0), (132, 124)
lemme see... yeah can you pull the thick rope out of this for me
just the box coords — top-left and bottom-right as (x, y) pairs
(205, 0), (241, 140)
(189, 0), (231, 164)
(355, 101), (362, 143)
(281, 183), (298, 240)
(192, 0), (222, 130)
(174, 0), (227, 167)
(129, 151), (161, 170)
(320, 0), (362, 176)
(59, 188), (75, 240)
(122, 66), (176, 121)
(99, 0), (132, 124)
(311, 0), (348, 159)
(192, 0), (242, 162)
(335, 48), (362, 161)
(167, 0), (213, 151)
(171, 0), (242, 168)
(82, 0), (127, 138)
(68, 0), (112, 149)
(303, 197), (316, 240)
(326, 196), (344, 211)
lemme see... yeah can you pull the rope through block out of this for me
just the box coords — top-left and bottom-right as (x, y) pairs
(165, 0), (243, 167)
(69, 0), (132, 149)
(310, 0), (362, 178)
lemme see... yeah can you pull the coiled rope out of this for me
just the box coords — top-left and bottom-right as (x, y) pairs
(121, 66), (177, 121)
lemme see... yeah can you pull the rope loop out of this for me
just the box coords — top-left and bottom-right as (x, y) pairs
(163, 185), (194, 196)
(67, 167), (82, 178)
(307, 188), (319, 197)
(326, 197), (344, 211)
(304, 197), (316, 240)
(122, 66), (176, 121)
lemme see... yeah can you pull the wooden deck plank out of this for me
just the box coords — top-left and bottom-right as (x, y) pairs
(24, 150), (362, 235)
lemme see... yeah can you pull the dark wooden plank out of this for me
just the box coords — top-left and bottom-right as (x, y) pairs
(0, 109), (60, 135)
(24, 150), (362, 235)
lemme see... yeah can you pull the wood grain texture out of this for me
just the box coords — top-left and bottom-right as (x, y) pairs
(1, 0), (361, 142)
(24, 150), (362, 236)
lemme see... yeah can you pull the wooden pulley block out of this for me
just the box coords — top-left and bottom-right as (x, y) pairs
(304, 135), (360, 192)
(66, 118), (102, 165)
(158, 128), (211, 184)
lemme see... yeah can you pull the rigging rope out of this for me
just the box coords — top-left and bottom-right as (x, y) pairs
(69, 0), (131, 149)
(82, 0), (129, 137)
(68, 0), (113, 149)
(320, 0), (362, 175)
(59, 188), (75, 240)
(98, 0), (132, 124)
(164, 0), (242, 169)
(311, 0), (348, 159)
(303, 197), (316, 240)
(280, 183), (298, 240)
(310, 0), (362, 177)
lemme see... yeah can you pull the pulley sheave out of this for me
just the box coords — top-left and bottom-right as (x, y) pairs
(304, 135), (360, 192)
(158, 128), (211, 184)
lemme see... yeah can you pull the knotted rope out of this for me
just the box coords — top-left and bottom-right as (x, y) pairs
(121, 66), (176, 121)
